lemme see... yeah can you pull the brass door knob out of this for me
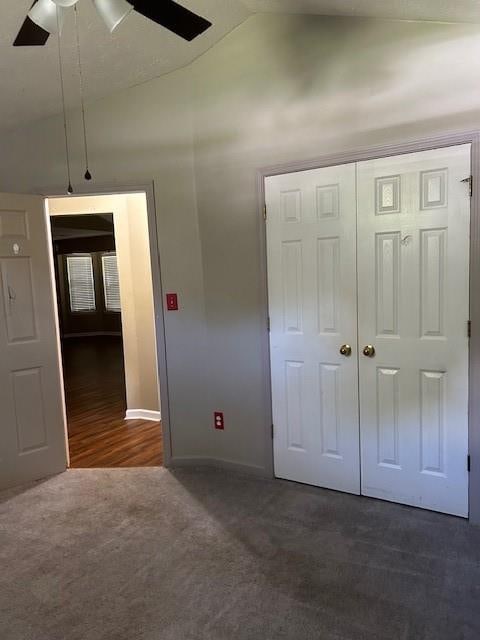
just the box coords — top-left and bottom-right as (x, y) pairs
(339, 344), (352, 357)
(363, 345), (375, 358)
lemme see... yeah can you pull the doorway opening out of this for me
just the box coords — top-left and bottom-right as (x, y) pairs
(47, 192), (162, 468)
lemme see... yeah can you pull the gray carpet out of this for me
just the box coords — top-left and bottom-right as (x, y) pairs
(0, 467), (479, 640)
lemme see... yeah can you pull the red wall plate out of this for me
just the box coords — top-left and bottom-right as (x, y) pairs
(214, 412), (224, 430)
(166, 293), (178, 311)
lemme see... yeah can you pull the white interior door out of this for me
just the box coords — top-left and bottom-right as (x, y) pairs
(357, 145), (471, 516)
(266, 164), (360, 494)
(0, 193), (67, 490)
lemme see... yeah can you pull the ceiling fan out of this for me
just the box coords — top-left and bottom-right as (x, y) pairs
(14, 0), (213, 46)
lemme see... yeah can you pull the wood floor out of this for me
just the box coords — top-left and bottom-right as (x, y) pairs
(62, 336), (162, 468)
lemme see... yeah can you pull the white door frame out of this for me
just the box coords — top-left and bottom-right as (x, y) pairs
(257, 130), (480, 524)
(43, 182), (172, 466)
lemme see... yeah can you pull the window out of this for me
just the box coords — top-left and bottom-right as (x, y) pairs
(102, 253), (121, 312)
(66, 255), (96, 312)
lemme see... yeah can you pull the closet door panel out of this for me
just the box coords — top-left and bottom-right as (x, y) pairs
(357, 145), (471, 517)
(266, 163), (360, 494)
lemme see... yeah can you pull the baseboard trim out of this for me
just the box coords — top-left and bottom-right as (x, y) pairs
(125, 409), (161, 422)
(168, 456), (271, 478)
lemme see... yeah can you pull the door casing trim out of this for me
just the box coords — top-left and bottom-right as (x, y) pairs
(257, 129), (480, 524)
(44, 181), (172, 467)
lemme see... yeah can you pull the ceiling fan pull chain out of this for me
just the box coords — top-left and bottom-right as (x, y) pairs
(74, 3), (92, 181)
(56, 8), (73, 194)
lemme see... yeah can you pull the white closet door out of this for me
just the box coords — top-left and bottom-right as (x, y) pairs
(266, 164), (360, 493)
(0, 193), (67, 490)
(357, 145), (471, 516)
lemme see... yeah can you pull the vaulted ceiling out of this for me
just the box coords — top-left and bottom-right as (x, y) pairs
(0, 1), (251, 131)
(2, 0), (480, 132)
(243, 0), (480, 23)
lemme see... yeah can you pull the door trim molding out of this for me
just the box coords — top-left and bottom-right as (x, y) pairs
(257, 129), (480, 524)
(44, 182), (172, 468)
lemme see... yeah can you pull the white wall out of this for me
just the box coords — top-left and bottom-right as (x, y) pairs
(115, 193), (160, 415)
(2, 14), (480, 473)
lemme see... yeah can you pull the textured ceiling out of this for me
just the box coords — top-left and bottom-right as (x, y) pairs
(0, 0), (251, 131)
(2, 0), (480, 132)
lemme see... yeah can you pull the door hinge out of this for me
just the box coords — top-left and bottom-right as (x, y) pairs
(267, 316), (270, 332)
(462, 175), (473, 197)
(467, 454), (471, 473)
(263, 204), (267, 220)
(271, 424), (274, 439)
(468, 320), (472, 338)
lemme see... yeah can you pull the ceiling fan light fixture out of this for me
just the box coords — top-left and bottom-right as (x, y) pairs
(93, 0), (133, 33)
(28, 0), (66, 34)
(52, 0), (79, 6)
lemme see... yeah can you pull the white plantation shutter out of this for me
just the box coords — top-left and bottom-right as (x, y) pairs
(102, 253), (121, 312)
(66, 255), (96, 312)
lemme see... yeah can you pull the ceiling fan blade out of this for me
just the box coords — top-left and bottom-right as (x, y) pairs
(128, 0), (212, 41)
(13, 2), (50, 46)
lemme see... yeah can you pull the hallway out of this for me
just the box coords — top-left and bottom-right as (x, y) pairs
(62, 336), (162, 468)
